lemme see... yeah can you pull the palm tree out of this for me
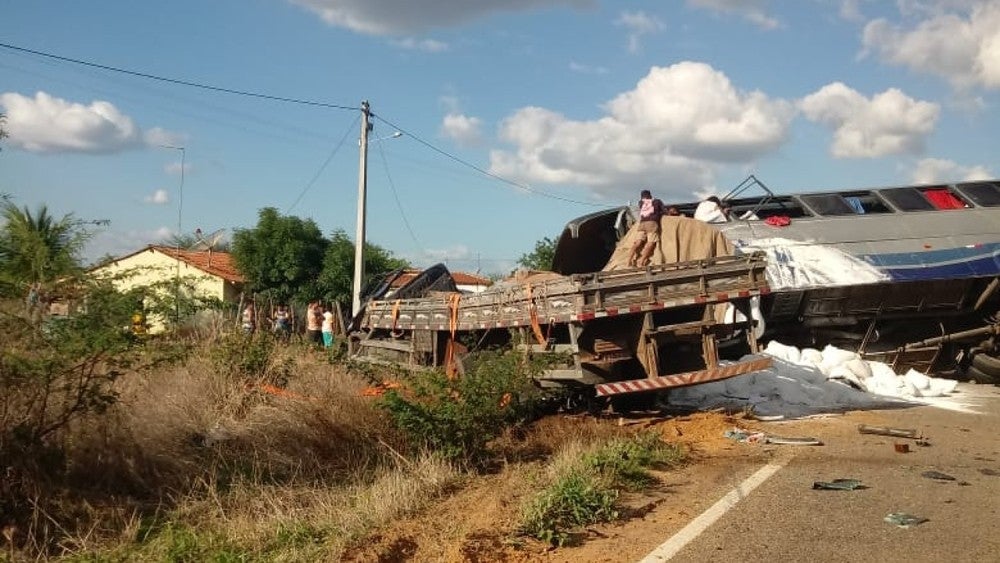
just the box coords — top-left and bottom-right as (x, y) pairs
(0, 202), (89, 290)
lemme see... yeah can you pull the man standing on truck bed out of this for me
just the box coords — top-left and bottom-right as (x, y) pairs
(628, 189), (665, 267)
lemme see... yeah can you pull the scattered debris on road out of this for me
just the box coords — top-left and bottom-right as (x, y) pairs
(857, 424), (921, 439)
(723, 428), (822, 446)
(813, 479), (865, 491)
(921, 470), (956, 481)
(884, 512), (929, 528)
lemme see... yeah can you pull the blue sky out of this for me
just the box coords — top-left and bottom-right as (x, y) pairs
(2, 0), (998, 275)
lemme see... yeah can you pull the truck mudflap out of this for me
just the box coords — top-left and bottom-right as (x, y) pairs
(593, 356), (773, 397)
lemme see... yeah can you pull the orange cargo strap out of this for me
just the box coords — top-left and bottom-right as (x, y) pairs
(390, 299), (403, 337)
(445, 293), (461, 379)
(248, 382), (317, 402)
(525, 284), (548, 346)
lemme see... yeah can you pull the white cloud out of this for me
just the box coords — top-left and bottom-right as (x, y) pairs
(839, 0), (865, 22)
(687, 0), (780, 29)
(165, 161), (193, 176)
(144, 127), (186, 147)
(799, 82), (939, 158)
(615, 11), (664, 53)
(84, 227), (175, 264)
(862, 2), (1000, 89)
(490, 61), (795, 200)
(289, 0), (593, 35)
(911, 157), (992, 184)
(411, 244), (472, 267)
(0, 91), (182, 154)
(389, 37), (449, 52)
(145, 189), (170, 205)
(0, 91), (142, 153)
(440, 113), (483, 147)
(569, 61), (609, 74)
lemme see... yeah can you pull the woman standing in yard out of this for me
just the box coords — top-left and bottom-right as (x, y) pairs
(321, 305), (335, 348)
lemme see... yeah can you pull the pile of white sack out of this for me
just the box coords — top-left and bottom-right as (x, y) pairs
(664, 341), (960, 418)
(762, 341), (959, 399)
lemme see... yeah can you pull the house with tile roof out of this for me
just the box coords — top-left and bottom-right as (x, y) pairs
(388, 269), (492, 295)
(90, 245), (245, 332)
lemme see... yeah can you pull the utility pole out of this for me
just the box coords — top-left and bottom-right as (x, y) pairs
(352, 101), (371, 316)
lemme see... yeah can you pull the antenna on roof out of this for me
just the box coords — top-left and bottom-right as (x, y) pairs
(190, 228), (228, 252)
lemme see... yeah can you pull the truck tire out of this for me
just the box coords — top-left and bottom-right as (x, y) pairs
(965, 365), (997, 384)
(971, 352), (1000, 381)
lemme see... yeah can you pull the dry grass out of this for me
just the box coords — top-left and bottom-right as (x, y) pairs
(1, 332), (471, 560)
(3, 329), (686, 561)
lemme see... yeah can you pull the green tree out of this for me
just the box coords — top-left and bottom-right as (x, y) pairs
(231, 207), (328, 303)
(517, 236), (558, 271)
(0, 202), (89, 292)
(316, 229), (408, 304)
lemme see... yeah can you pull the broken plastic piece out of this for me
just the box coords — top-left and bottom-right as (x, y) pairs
(766, 435), (823, 446)
(813, 479), (864, 490)
(857, 424), (920, 439)
(885, 513), (928, 528)
(921, 470), (956, 481)
(723, 428), (765, 443)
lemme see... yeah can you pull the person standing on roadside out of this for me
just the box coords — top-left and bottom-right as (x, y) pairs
(321, 305), (335, 349)
(241, 302), (256, 334)
(306, 301), (323, 346)
(272, 304), (291, 342)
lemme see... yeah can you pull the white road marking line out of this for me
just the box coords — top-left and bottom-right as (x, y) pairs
(638, 455), (793, 562)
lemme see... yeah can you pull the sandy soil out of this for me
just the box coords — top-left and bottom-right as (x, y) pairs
(337, 410), (800, 563)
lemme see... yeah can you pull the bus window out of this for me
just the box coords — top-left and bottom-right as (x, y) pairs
(879, 187), (935, 211)
(728, 196), (812, 219)
(799, 191), (893, 216)
(922, 187), (967, 209)
(800, 194), (856, 216)
(956, 181), (1000, 207)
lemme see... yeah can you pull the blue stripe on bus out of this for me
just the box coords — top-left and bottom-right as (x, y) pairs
(881, 255), (1000, 281)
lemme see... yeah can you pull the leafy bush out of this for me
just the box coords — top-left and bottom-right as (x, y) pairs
(519, 432), (685, 545)
(378, 351), (543, 462)
(520, 470), (618, 546)
(0, 282), (148, 549)
(211, 330), (292, 387)
(581, 431), (685, 490)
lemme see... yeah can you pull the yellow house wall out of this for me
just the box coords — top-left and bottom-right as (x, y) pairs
(91, 248), (237, 332)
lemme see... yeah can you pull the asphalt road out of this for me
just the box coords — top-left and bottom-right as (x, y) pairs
(656, 383), (1000, 563)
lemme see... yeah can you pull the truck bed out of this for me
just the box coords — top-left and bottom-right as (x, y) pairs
(359, 252), (769, 332)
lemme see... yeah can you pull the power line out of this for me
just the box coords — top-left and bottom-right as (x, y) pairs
(286, 114), (360, 213)
(0, 42), (357, 111)
(371, 113), (606, 208)
(375, 138), (425, 252)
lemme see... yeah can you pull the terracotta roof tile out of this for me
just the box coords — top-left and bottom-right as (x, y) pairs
(150, 246), (245, 283)
(389, 269), (492, 289)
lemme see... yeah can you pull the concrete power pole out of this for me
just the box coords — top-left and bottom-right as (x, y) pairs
(352, 101), (371, 317)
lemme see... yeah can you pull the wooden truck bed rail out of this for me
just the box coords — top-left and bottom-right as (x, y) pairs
(360, 252), (769, 332)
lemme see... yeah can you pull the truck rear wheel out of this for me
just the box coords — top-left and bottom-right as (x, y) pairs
(970, 352), (1000, 383)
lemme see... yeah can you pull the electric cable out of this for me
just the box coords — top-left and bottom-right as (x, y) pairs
(286, 114), (360, 213)
(372, 113), (606, 208)
(375, 138), (424, 252)
(0, 42), (357, 111)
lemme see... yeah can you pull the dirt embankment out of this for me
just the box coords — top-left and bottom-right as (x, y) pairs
(343, 410), (772, 562)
